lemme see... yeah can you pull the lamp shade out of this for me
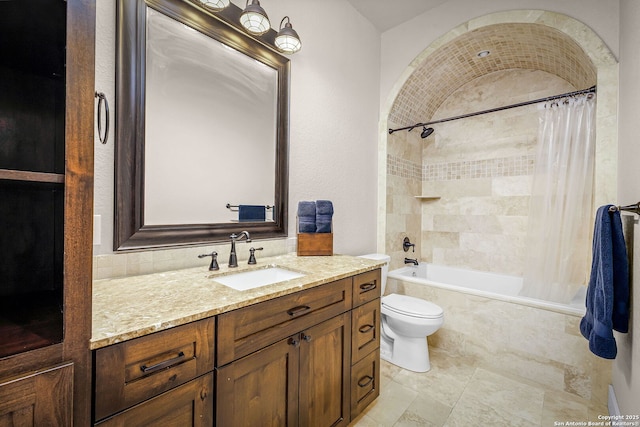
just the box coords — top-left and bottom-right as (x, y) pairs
(196, 0), (230, 11)
(240, 0), (270, 35)
(275, 17), (301, 54)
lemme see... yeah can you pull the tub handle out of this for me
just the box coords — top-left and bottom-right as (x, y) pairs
(357, 375), (374, 388)
(358, 324), (374, 333)
(359, 282), (377, 292)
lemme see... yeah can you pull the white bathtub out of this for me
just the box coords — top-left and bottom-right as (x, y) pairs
(388, 263), (586, 317)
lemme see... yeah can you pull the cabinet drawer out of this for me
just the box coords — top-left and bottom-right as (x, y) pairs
(350, 348), (380, 419)
(351, 298), (380, 363)
(217, 278), (352, 366)
(94, 318), (215, 421)
(95, 372), (214, 427)
(352, 269), (381, 307)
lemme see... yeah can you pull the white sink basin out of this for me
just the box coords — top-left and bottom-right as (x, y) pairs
(214, 267), (305, 291)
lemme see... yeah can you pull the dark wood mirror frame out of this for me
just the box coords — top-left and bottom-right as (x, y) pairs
(114, 0), (289, 251)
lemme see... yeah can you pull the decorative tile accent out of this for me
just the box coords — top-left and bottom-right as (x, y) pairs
(386, 154), (535, 181)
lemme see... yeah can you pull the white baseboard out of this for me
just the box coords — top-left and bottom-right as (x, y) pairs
(608, 384), (621, 416)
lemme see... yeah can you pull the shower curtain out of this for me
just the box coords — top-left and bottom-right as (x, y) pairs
(521, 93), (596, 303)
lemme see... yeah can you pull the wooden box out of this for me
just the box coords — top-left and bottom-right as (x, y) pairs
(297, 233), (333, 256)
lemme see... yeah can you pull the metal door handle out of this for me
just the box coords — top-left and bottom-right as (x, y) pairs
(140, 351), (185, 374)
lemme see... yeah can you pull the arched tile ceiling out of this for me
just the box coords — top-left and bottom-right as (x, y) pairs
(388, 23), (597, 127)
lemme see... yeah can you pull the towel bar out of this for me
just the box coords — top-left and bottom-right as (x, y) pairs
(226, 204), (273, 212)
(609, 202), (640, 215)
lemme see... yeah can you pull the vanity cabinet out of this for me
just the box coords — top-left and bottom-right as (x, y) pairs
(350, 270), (382, 419)
(93, 318), (215, 425)
(0, 0), (95, 425)
(217, 313), (351, 427)
(216, 277), (353, 427)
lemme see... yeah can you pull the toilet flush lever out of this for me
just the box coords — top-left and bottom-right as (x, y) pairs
(403, 237), (415, 252)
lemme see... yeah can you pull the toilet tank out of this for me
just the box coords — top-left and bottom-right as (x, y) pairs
(358, 253), (390, 294)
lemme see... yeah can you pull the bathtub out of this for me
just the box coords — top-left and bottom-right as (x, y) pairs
(388, 263), (586, 316)
(385, 263), (610, 404)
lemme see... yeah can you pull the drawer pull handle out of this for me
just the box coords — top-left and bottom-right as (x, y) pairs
(358, 324), (374, 333)
(140, 351), (185, 374)
(287, 305), (311, 316)
(359, 282), (376, 292)
(358, 375), (374, 388)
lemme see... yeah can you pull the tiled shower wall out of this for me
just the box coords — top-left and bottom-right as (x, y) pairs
(386, 69), (577, 274)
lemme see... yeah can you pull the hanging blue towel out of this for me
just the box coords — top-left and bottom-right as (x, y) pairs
(579, 205), (630, 359)
(238, 205), (266, 221)
(298, 201), (316, 233)
(316, 200), (333, 233)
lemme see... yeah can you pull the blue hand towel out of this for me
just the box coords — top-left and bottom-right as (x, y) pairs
(579, 205), (630, 359)
(316, 200), (333, 233)
(298, 201), (316, 233)
(238, 205), (266, 221)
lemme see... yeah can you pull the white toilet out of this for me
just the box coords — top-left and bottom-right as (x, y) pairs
(359, 254), (444, 372)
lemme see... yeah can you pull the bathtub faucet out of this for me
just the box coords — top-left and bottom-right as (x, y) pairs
(404, 258), (419, 266)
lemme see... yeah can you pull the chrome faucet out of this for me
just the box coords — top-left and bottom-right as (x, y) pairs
(228, 231), (251, 268)
(404, 258), (419, 266)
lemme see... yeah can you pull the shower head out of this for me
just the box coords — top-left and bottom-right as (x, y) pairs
(421, 126), (434, 138)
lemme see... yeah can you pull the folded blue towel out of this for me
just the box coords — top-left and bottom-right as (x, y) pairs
(238, 205), (266, 221)
(298, 201), (316, 233)
(580, 205), (630, 359)
(316, 200), (333, 233)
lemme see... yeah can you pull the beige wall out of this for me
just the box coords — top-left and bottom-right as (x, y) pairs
(613, 0), (640, 416)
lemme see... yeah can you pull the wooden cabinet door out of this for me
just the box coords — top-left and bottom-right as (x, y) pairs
(95, 373), (213, 427)
(0, 362), (73, 427)
(299, 313), (351, 427)
(217, 338), (299, 427)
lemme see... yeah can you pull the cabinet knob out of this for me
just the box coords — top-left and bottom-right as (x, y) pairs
(288, 337), (300, 347)
(302, 333), (312, 342)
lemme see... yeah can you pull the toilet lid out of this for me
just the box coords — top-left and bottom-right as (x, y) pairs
(382, 294), (444, 319)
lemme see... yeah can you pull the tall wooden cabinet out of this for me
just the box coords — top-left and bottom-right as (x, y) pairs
(0, 1), (95, 425)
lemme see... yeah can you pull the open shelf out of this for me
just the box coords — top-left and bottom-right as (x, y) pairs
(0, 291), (63, 358)
(0, 169), (65, 184)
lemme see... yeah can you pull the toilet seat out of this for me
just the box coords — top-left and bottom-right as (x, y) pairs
(382, 293), (443, 319)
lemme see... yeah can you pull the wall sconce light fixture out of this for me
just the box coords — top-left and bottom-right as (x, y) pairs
(193, 0), (302, 54)
(240, 0), (270, 35)
(196, 0), (230, 12)
(275, 16), (301, 54)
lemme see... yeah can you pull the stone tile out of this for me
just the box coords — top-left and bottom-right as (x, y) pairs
(457, 368), (545, 425)
(540, 389), (589, 426)
(393, 394), (452, 427)
(361, 380), (418, 426)
(393, 349), (476, 408)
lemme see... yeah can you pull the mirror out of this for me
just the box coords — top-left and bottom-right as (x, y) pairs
(114, 0), (289, 251)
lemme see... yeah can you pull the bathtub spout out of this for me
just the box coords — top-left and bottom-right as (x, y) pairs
(404, 258), (419, 266)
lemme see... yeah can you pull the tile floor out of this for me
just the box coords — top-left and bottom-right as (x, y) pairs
(351, 348), (609, 426)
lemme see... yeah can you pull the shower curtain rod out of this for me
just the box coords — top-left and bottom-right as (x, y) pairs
(388, 85), (596, 135)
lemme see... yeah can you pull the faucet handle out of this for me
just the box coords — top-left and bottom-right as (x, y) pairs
(403, 237), (415, 252)
(198, 251), (219, 271)
(248, 247), (264, 265)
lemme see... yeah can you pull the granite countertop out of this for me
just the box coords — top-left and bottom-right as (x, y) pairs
(91, 253), (384, 349)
